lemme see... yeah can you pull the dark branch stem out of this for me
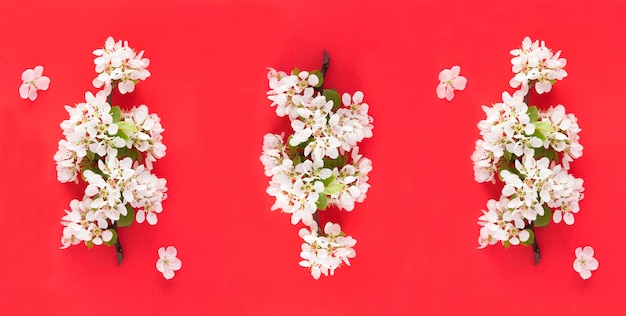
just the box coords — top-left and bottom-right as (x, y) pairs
(525, 90), (540, 265)
(106, 90), (123, 265)
(320, 51), (330, 79)
(527, 222), (540, 265)
(314, 51), (331, 95)
(112, 223), (124, 265)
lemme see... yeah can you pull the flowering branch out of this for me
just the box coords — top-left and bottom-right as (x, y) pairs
(262, 54), (373, 279)
(473, 37), (584, 266)
(56, 36), (168, 266)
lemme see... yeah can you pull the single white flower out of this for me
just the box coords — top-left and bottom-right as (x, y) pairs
(157, 246), (182, 280)
(19, 66), (50, 101)
(573, 246), (598, 280)
(436, 66), (467, 101)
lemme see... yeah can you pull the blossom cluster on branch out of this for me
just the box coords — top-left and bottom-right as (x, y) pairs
(472, 37), (584, 262)
(55, 37), (167, 264)
(92, 36), (151, 95)
(261, 55), (373, 279)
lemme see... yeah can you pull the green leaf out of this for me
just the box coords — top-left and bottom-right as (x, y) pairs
(323, 89), (341, 111)
(534, 121), (555, 136)
(316, 193), (328, 210)
(116, 147), (140, 161)
(503, 150), (513, 162)
(534, 206), (553, 227)
(117, 206), (135, 228)
(341, 153), (349, 166)
(110, 106), (122, 123)
(520, 229), (535, 246)
(322, 174), (336, 186)
(527, 106), (539, 123)
(324, 182), (344, 195)
(323, 155), (347, 170)
(117, 121), (138, 136)
(293, 154), (302, 167)
(292, 67), (300, 75)
(115, 130), (130, 141)
(86, 240), (94, 249)
(310, 70), (324, 88)
(86, 150), (96, 162)
(503, 240), (511, 249)
(104, 228), (118, 246)
(533, 147), (556, 161)
(531, 129), (547, 141)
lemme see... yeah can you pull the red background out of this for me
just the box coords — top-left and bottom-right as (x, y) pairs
(1, 1), (625, 315)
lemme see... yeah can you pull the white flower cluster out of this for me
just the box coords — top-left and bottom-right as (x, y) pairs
(473, 37), (584, 250)
(262, 65), (373, 279)
(92, 36), (151, 95)
(298, 222), (356, 280)
(56, 37), (167, 251)
(509, 36), (567, 95)
(54, 92), (166, 184)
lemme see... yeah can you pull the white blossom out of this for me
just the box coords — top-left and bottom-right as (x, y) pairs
(157, 246), (182, 280)
(60, 196), (114, 249)
(266, 68), (319, 119)
(92, 36), (150, 95)
(573, 246), (598, 280)
(436, 66), (467, 101)
(19, 65), (50, 101)
(298, 222), (356, 279)
(263, 65), (372, 277)
(509, 36), (567, 95)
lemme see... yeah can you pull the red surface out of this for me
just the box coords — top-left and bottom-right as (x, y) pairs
(1, 1), (625, 315)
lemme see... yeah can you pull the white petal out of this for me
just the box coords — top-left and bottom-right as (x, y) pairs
(582, 246), (594, 257)
(579, 269), (592, 280)
(136, 210), (146, 223)
(147, 212), (158, 225)
(166, 246), (178, 257)
(170, 258), (182, 270)
(19, 84), (30, 99)
(436, 83), (446, 99)
(162, 269), (175, 280)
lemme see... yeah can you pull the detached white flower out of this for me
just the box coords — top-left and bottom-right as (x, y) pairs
(436, 66), (467, 101)
(157, 246), (182, 280)
(573, 246), (598, 280)
(19, 66), (50, 101)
